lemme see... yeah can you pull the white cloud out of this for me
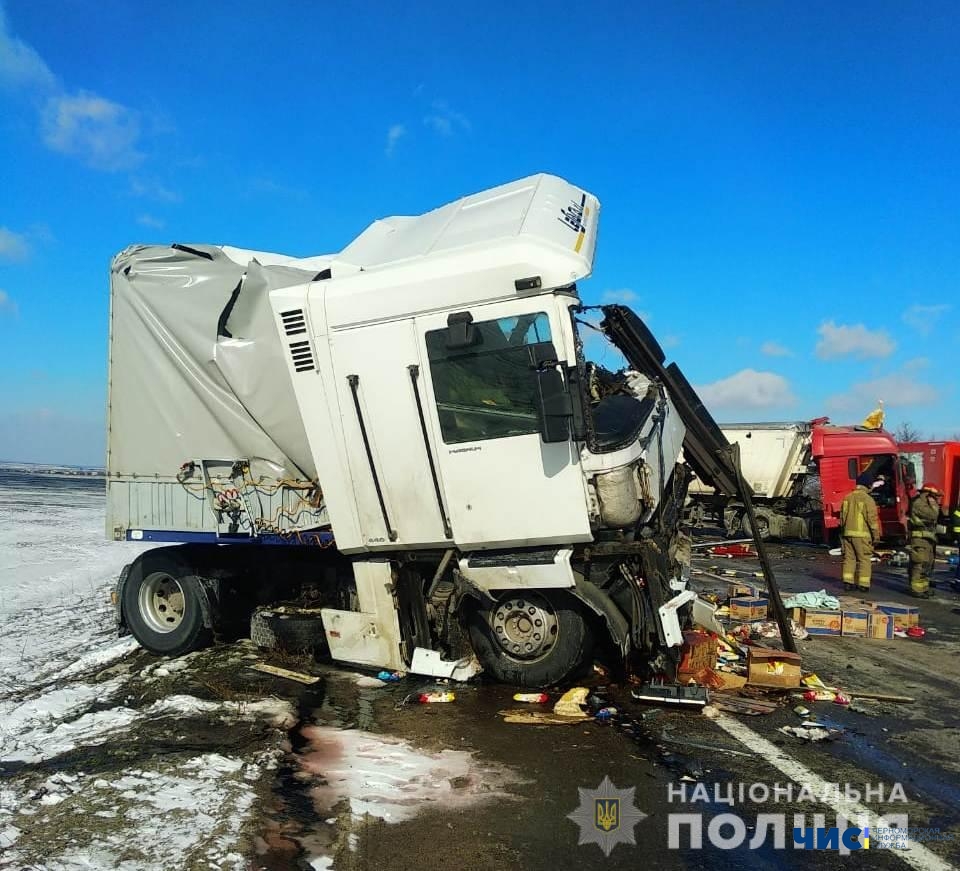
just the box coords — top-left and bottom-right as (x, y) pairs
(902, 303), (951, 335)
(423, 100), (470, 137)
(0, 11), (149, 173)
(815, 320), (895, 360)
(760, 340), (792, 357)
(662, 334), (680, 349)
(385, 123), (406, 156)
(696, 369), (796, 410)
(0, 4), (56, 91)
(130, 178), (181, 203)
(42, 91), (143, 171)
(903, 356), (930, 373)
(0, 289), (17, 316)
(601, 289), (638, 304)
(826, 373), (939, 413)
(0, 226), (30, 261)
(136, 213), (165, 230)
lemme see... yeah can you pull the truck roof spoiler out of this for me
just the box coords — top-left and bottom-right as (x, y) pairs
(599, 304), (742, 496)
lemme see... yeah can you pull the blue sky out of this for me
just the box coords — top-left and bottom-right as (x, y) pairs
(0, 0), (957, 465)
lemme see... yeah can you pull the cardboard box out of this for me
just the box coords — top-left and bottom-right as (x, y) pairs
(803, 608), (842, 636)
(678, 630), (718, 678)
(730, 597), (768, 622)
(747, 648), (803, 688)
(867, 612), (894, 639)
(841, 611), (870, 637)
(728, 582), (760, 599)
(876, 602), (919, 629)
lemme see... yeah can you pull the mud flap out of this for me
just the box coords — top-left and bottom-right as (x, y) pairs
(320, 560), (406, 671)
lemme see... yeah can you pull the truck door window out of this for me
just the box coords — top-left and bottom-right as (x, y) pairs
(426, 313), (551, 444)
(855, 454), (897, 507)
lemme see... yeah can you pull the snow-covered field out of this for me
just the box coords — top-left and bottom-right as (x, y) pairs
(0, 471), (519, 870)
(0, 471), (295, 869)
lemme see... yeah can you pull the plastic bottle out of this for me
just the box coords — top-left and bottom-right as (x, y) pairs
(512, 693), (549, 703)
(418, 691), (456, 704)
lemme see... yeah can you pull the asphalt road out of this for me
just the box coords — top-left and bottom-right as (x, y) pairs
(244, 542), (960, 871)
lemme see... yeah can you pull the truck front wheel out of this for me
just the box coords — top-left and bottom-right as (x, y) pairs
(466, 591), (594, 688)
(122, 552), (211, 656)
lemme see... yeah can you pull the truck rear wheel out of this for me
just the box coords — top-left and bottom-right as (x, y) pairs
(123, 552), (211, 657)
(466, 591), (594, 688)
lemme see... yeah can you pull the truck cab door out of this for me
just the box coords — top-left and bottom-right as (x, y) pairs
(415, 299), (592, 549)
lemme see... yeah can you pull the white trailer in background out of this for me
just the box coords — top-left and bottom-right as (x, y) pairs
(687, 420), (908, 542)
(107, 174), (735, 687)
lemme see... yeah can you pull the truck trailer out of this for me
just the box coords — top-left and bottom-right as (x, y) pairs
(687, 418), (908, 542)
(107, 174), (740, 687)
(899, 441), (960, 541)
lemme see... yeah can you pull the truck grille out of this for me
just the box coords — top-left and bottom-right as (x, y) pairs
(280, 308), (307, 336)
(289, 340), (316, 372)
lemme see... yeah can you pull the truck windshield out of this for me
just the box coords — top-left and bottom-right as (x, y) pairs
(573, 312), (656, 452)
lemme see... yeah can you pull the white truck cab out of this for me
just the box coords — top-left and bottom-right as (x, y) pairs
(107, 174), (730, 686)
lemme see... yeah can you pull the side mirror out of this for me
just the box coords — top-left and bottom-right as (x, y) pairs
(536, 367), (573, 443)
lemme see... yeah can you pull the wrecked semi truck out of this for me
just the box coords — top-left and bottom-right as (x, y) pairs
(899, 440), (960, 541)
(108, 174), (736, 687)
(687, 418), (908, 542)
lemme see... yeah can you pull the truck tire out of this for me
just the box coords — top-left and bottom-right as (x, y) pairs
(466, 591), (594, 688)
(250, 608), (327, 653)
(123, 551), (211, 657)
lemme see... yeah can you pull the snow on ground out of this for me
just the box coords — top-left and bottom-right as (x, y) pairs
(0, 473), (149, 694)
(0, 472), (295, 870)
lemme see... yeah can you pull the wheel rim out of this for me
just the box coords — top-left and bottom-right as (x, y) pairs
(138, 571), (186, 633)
(489, 594), (559, 662)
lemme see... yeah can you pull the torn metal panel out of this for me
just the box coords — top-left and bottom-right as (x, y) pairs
(598, 304), (740, 496)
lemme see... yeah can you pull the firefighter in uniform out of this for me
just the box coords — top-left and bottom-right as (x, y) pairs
(840, 473), (881, 592)
(952, 506), (960, 546)
(908, 484), (942, 598)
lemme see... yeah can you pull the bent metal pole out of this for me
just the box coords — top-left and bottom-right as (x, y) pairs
(724, 442), (798, 655)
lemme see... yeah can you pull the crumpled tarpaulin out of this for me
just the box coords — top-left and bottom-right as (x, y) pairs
(783, 590), (840, 610)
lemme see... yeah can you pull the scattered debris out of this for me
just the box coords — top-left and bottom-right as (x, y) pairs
(779, 725), (841, 742)
(709, 693), (778, 716)
(553, 687), (591, 718)
(377, 670), (403, 682)
(409, 648), (480, 680)
(513, 692), (550, 704)
(249, 663), (320, 685)
(783, 590), (840, 610)
(355, 675), (388, 688)
(418, 691), (456, 704)
(631, 682), (708, 708)
(708, 544), (755, 558)
(499, 711), (587, 725)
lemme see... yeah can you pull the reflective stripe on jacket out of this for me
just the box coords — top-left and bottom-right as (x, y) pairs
(841, 485), (880, 540)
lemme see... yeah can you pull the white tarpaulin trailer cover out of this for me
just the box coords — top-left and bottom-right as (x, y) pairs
(108, 244), (318, 481)
(106, 173), (599, 540)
